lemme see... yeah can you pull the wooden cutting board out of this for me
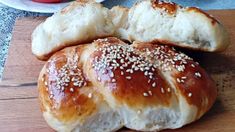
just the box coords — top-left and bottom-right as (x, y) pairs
(0, 10), (235, 132)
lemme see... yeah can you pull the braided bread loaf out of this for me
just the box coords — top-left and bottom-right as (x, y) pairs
(38, 37), (217, 131)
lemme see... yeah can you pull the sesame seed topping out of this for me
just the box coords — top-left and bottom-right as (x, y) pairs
(152, 82), (156, 88)
(177, 77), (186, 83)
(70, 88), (74, 92)
(167, 88), (171, 92)
(46, 54), (86, 94)
(137, 110), (142, 114)
(191, 64), (195, 67)
(148, 90), (153, 96)
(121, 71), (124, 75)
(195, 72), (201, 78)
(177, 78), (181, 83)
(88, 93), (92, 98)
(44, 81), (48, 86)
(188, 93), (192, 97)
(49, 94), (54, 99)
(143, 92), (148, 97)
(148, 80), (151, 83)
(161, 87), (165, 93)
(111, 78), (116, 83)
(73, 82), (79, 86)
(98, 77), (101, 81)
(110, 72), (114, 78)
(92, 39), (195, 96)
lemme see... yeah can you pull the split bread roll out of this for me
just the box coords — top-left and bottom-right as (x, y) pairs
(32, 0), (230, 60)
(38, 37), (217, 132)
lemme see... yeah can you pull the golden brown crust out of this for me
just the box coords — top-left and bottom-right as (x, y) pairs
(134, 41), (217, 117)
(89, 38), (173, 108)
(38, 46), (97, 123)
(38, 37), (217, 126)
(151, 0), (178, 15)
(173, 61), (217, 118)
(150, 0), (218, 24)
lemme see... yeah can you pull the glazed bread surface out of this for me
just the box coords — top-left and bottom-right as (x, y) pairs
(38, 37), (217, 132)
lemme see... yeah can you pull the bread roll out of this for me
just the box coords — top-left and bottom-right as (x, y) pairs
(123, 0), (230, 52)
(32, 0), (229, 60)
(38, 37), (217, 132)
(32, 1), (115, 60)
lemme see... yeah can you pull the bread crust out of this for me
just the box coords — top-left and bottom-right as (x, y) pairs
(32, 0), (230, 60)
(38, 37), (217, 131)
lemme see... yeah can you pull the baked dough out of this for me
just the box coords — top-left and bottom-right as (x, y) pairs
(38, 37), (217, 132)
(32, 0), (230, 60)
(32, 1), (114, 60)
(123, 0), (230, 52)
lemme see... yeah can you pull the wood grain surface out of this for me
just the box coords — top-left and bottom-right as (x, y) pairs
(0, 10), (235, 132)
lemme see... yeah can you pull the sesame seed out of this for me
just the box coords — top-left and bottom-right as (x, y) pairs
(188, 93), (192, 97)
(134, 67), (139, 71)
(137, 110), (141, 114)
(97, 77), (101, 81)
(191, 64), (195, 67)
(167, 88), (171, 92)
(44, 81), (48, 86)
(161, 87), (165, 93)
(120, 59), (124, 63)
(148, 72), (153, 76)
(181, 76), (187, 79)
(92, 39), (194, 92)
(121, 71), (124, 75)
(49, 94), (54, 99)
(129, 69), (134, 74)
(143, 92), (148, 97)
(176, 78), (181, 83)
(73, 82), (79, 86)
(195, 72), (201, 78)
(148, 90), (153, 96)
(110, 72), (114, 78)
(111, 79), (116, 83)
(88, 93), (92, 98)
(152, 82), (156, 88)
(70, 88), (74, 92)
(144, 71), (148, 76)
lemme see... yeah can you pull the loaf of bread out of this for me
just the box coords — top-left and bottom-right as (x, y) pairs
(121, 0), (229, 52)
(32, 1), (115, 60)
(38, 37), (217, 132)
(32, 0), (230, 60)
